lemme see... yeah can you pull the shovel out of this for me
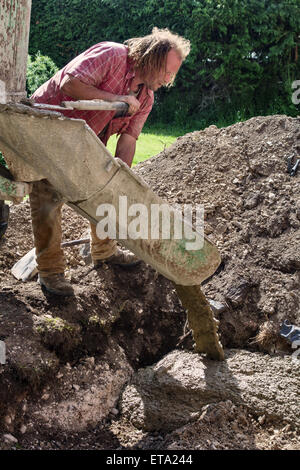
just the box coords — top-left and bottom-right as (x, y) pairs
(11, 237), (89, 281)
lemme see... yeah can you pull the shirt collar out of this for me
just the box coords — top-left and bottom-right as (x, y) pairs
(126, 59), (153, 98)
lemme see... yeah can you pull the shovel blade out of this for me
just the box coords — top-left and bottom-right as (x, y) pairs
(11, 247), (38, 281)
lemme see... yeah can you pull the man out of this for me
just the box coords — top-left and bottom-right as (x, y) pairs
(30, 27), (190, 296)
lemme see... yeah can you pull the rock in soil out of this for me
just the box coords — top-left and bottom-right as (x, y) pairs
(120, 349), (300, 432)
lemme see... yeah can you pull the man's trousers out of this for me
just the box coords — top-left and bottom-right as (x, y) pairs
(29, 179), (117, 277)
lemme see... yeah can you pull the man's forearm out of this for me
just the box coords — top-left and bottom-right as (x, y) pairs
(60, 75), (141, 114)
(60, 75), (126, 102)
(115, 133), (136, 168)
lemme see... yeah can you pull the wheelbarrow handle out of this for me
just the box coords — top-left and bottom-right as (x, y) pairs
(21, 98), (129, 113)
(61, 99), (129, 113)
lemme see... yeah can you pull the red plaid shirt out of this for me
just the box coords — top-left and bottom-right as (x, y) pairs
(32, 42), (154, 144)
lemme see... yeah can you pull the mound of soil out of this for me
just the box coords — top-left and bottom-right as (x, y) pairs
(137, 114), (300, 352)
(0, 113), (299, 450)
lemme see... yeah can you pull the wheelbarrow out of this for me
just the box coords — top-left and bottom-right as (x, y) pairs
(0, 99), (221, 285)
(0, 99), (224, 360)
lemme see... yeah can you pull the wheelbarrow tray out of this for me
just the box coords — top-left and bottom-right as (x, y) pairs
(0, 102), (221, 285)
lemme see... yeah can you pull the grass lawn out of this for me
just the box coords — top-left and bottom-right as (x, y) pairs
(106, 124), (184, 166)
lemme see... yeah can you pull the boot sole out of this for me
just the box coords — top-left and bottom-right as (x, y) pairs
(38, 278), (75, 297)
(40, 284), (75, 296)
(109, 260), (141, 267)
(94, 259), (141, 268)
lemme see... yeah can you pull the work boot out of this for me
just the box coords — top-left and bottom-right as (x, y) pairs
(93, 246), (141, 268)
(38, 273), (74, 296)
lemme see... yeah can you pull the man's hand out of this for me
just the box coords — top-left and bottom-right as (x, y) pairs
(119, 95), (141, 115)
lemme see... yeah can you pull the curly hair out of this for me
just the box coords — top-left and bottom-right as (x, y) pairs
(125, 27), (190, 86)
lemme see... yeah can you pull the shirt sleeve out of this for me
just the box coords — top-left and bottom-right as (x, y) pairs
(64, 44), (123, 88)
(121, 95), (154, 140)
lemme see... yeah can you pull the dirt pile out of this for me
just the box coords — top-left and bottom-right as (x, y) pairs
(0, 113), (299, 450)
(136, 114), (300, 352)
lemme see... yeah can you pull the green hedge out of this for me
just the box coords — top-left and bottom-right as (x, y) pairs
(27, 52), (59, 96)
(28, 0), (300, 127)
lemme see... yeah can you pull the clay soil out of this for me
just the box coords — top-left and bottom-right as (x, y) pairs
(0, 114), (299, 450)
